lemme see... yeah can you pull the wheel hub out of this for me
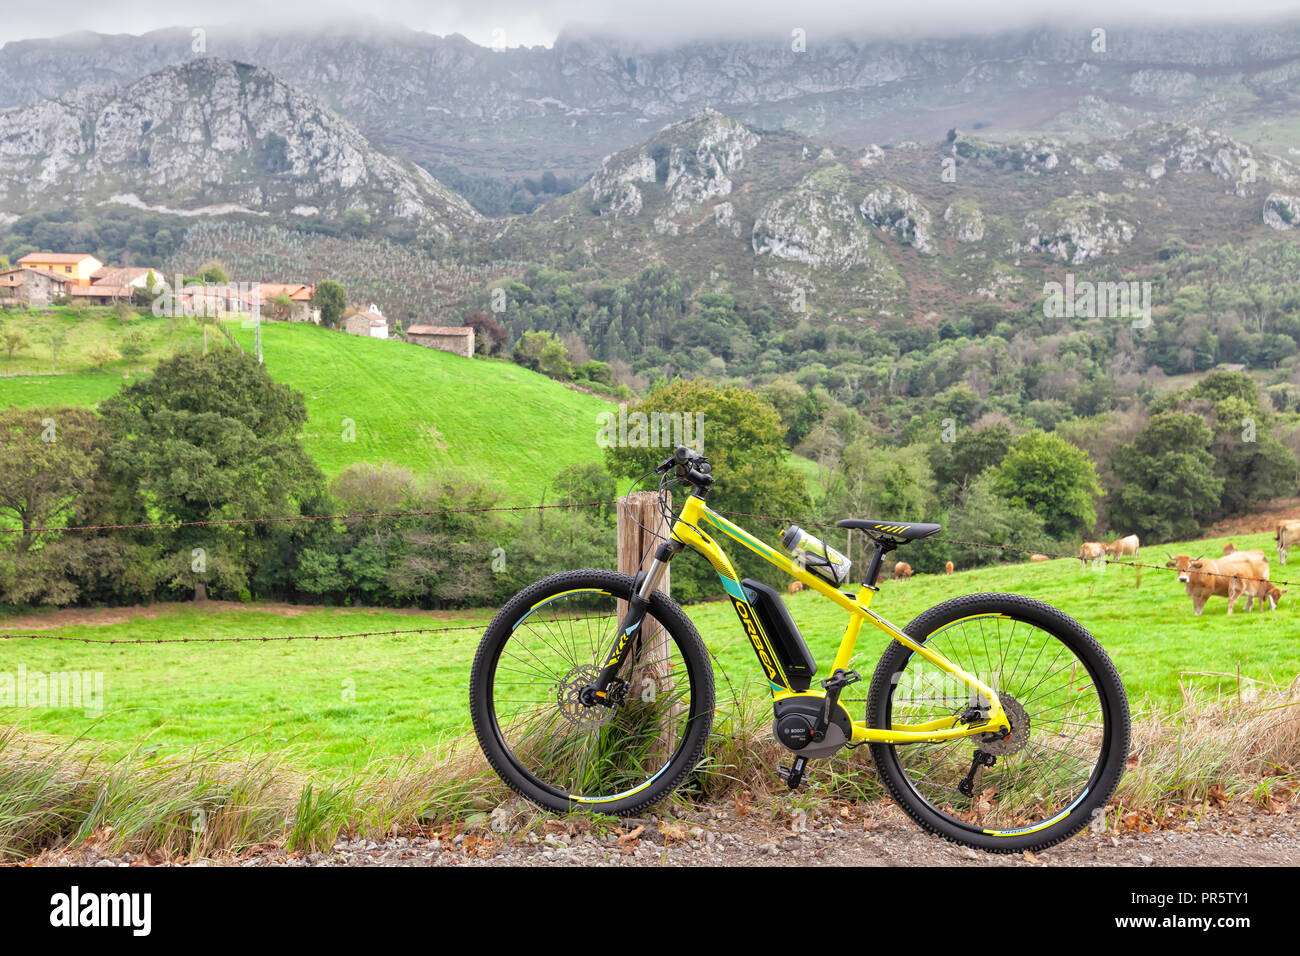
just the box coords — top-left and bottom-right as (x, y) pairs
(974, 693), (1030, 756)
(556, 665), (616, 729)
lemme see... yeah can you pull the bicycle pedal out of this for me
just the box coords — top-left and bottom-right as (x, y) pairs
(777, 760), (809, 789)
(821, 669), (861, 691)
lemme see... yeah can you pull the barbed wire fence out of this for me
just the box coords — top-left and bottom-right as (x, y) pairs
(0, 496), (1291, 646)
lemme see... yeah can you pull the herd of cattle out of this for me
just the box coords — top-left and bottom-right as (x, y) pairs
(786, 519), (1300, 614)
(774, 522), (1294, 613)
(1074, 520), (1300, 615)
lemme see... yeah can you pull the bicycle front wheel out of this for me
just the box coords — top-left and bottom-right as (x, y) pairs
(470, 569), (714, 816)
(867, 593), (1129, 853)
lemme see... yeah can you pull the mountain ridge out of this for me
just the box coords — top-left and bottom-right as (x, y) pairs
(0, 57), (480, 236)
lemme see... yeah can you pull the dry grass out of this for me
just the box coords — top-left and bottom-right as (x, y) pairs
(3, 676), (1297, 861)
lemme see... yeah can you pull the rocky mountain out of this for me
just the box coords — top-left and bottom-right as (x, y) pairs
(0, 57), (480, 236)
(498, 109), (1300, 319)
(2, 20), (1299, 182)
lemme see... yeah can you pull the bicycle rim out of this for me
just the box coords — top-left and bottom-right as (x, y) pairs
(484, 587), (699, 807)
(882, 611), (1116, 838)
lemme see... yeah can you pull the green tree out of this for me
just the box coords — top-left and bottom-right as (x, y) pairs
(929, 423), (1013, 496)
(37, 326), (68, 371)
(101, 349), (324, 599)
(1, 324), (29, 361)
(604, 379), (809, 599)
(991, 431), (1101, 539)
(342, 209), (371, 237)
(831, 440), (936, 524)
(198, 261), (229, 285)
(1108, 413), (1224, 542)
(268, 292), (294, 322)
(0, 406), (108, 556)
(310, 279), (347, 328)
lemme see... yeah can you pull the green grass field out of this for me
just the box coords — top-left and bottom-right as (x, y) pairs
(0, 311), (614, 500)
(2, 528), (1295, 771)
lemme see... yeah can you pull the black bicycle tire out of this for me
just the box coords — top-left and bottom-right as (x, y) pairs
(866, 592), (1130, 853)
(470, 568), (715, 816)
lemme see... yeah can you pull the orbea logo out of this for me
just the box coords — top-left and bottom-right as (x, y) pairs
(50, 886), (151, 936)
(1042, 275), (1152, 329)
(596, 405), (705, 449)
(0, 665), (103, 718)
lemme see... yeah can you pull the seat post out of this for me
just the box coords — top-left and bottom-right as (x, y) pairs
(861, 537), (896, 589)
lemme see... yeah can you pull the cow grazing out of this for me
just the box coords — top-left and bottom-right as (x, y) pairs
(1029, 553), (1050, 562)
(1276, 519), (1300, 564)
(1078, 542), (1105, 569)
(1165, 550), (1270, 615)
(944, 561), (954, 575)
(1229, 572), (1285, 612)
(894, 561), (913, 579)
(1223, 542), (1237, 555)
(1104, 534), (1140, 560)
(787, 580), (804, 594)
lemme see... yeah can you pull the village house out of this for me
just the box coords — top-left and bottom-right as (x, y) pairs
(255, 283), (320, 323)
(18, 252), (103, 284)
(0, 267), (73, 307)
(406, 324), (475, 358)
(90, 266), (160, 291)
(69, 283), (135, 306)
(343, 304), (389, 339)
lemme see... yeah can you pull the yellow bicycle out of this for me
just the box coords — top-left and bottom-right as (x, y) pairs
(470, 446), (1129, 852)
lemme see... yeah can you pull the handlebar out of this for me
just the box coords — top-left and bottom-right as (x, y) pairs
(655, 445), (715, 492)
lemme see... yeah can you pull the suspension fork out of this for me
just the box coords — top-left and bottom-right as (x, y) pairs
(579, 540), (682, 706)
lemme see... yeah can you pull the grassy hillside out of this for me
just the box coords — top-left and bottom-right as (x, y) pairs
(2, 528), (1295, 770)
(0, 309), (614, 500)
(225, 322), (613, 498)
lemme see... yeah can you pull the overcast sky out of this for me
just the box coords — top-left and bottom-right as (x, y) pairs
(2, 0), (1297, 48)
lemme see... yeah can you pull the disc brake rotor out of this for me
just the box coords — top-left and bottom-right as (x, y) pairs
(556, 665), (616, 730)
(974, 693), (1030, 756)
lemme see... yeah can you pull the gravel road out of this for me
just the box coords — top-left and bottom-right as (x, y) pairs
(28, 797), (1298, 867)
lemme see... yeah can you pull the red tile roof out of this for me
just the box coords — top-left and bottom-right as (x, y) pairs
(19, 252), (97, 264)
(70, 285), (133, 297)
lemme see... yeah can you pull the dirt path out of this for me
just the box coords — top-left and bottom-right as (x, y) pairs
(0, 600), (482, 630)
(28, 799), (1299, 867)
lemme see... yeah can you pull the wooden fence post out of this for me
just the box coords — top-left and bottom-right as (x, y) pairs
(616, 491), (677, 743)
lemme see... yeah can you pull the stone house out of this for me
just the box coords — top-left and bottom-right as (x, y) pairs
(0, 267), (73, 307)
(406, 325), (475, 358)
(343, 304), (389, 339)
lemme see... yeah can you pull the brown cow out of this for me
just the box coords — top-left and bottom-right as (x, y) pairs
(1229, 572), (1284, 612)
(1029, 553), (1050, 562)
(1078, 542), (1105, 569)
(894, 561), (913, 579)
(1104, 534), (1139, 560)
(1276, 519), (1300, 565)
(1223, 542), (1237, 555)
(944, 561), (954, 575)
(786, 580), (804, 595)
(1165, 550), (1270, 615)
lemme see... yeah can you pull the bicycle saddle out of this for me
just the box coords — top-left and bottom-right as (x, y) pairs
(836, 519), (942, 541)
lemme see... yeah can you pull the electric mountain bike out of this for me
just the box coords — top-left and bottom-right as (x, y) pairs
(470, 446), (1130, 852)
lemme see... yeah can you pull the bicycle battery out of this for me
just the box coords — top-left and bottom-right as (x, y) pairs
(741, 578), (818, 691)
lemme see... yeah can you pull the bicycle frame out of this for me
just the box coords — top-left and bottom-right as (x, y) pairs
(666, 492), (1011, 745)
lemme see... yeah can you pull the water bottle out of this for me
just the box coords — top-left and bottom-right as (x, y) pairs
(781, 526), (852, 586)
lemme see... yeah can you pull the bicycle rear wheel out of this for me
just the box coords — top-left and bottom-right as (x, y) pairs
(470, 569), (714, 816)
(866, 592), (1129, 852)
